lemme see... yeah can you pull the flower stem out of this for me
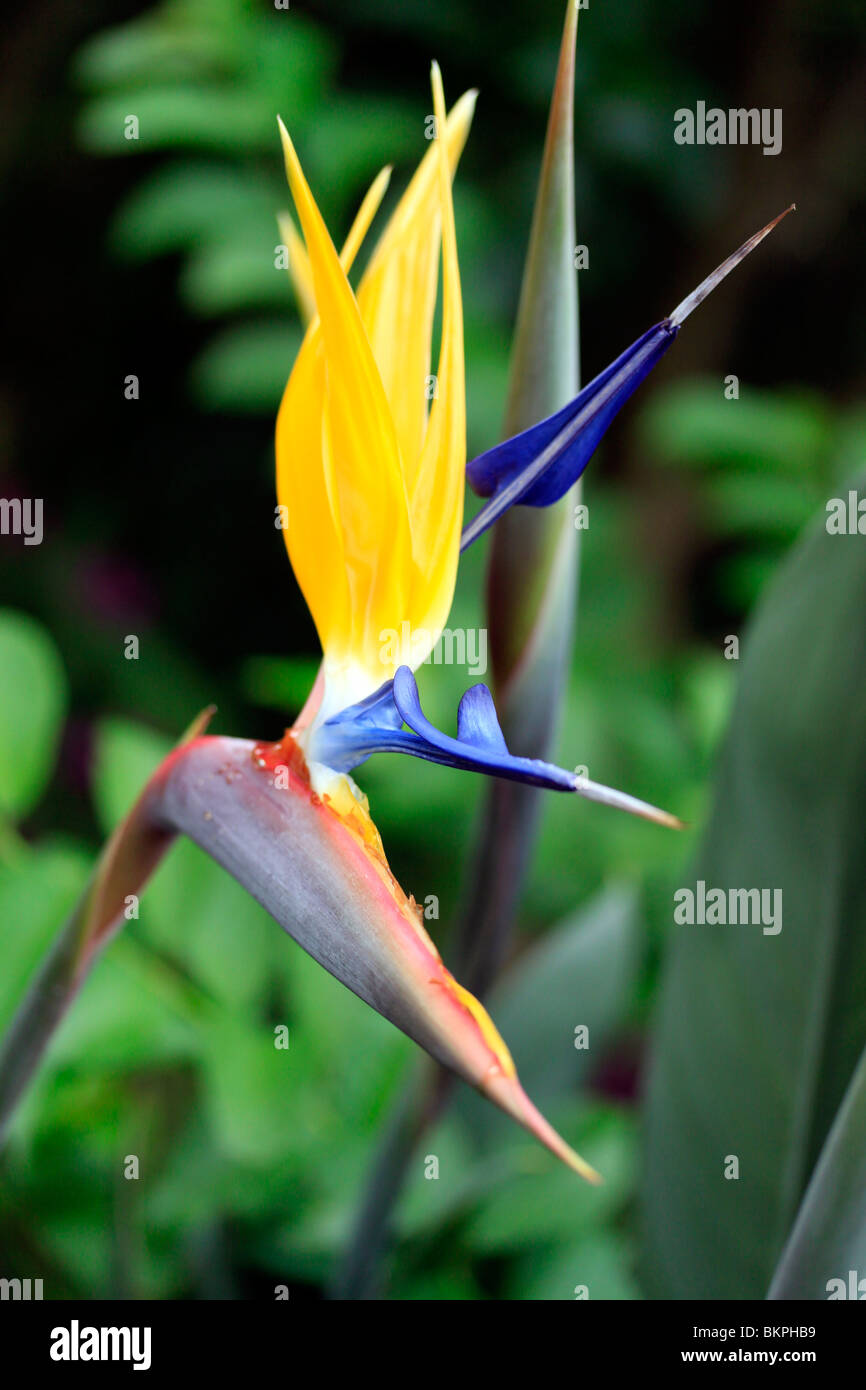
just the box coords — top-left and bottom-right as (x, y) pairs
(0, 892), (87, 1146)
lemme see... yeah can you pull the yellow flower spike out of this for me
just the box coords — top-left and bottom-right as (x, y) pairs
(275, 164), (395, 686)
(277, 212), (316, 324)
(278, 118), (411, 711)
(356, 84), (475, 482)
(276, 330), (346, 654)
(276, 77), (475, 716)
(278, 163), (393, 325)
(338, 164), (394, 274)
(405, 62), (466, 648)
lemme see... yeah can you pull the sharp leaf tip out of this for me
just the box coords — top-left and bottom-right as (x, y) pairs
(669, 203), (795, 328)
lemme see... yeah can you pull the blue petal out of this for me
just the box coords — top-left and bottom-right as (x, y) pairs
(455, 683), (509, 754)
(312, 668), (680, 826)
(461, 321), (678, 549)
(392, 667), (575, 790)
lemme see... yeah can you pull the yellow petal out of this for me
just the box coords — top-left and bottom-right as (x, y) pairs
(276, 80), (474, 706)
(278, 120), (410, 700)
(406, 63), (467, 651)
(277, 163), (392, 326)
(277, 211), (317, 324)
(356, 87), (475, 491)
(276, 165), (395, 672)
(276, 324), (349, 659)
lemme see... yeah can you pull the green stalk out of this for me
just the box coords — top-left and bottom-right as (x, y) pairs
(455, 0), (581, 989)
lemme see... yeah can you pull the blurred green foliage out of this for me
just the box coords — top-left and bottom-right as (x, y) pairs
(1, 0), (864, 1300)
(0, 642), (646, 1297)
(645, 479), (866, 1299)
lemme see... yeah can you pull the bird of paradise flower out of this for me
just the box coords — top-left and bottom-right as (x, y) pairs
(0, 58), (792, 1186)
(249, 64), (792, 1179)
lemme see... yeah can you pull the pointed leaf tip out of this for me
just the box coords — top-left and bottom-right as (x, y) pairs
(462, 205), (795, 543)
(485, 1070), (602, 1182)
(669, 204), (796, 327)
(573, 774), (684, 829)
(463, 323), (677, 542)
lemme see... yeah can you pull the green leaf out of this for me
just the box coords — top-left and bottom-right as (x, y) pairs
(181, 239), (292, 316)
(643, 479), (866, 1298)
(0, 610), (68, 819)
(73, 20), (233, 90)
(680, 653), (737, 769)
(78, 87), (279, 155)
(110, 164), (279, 260)
(93, 718), (276, 1012)
(145, 843), (279, 1012)
(389, 1267), (483, 1300)
(199, 1011), (308, 1166)
(49, 936), (201, 1073)
(75, 7), (334, 152)
(463, 1108), (635, 1253)
(702, 471), (823, 539)
(143, 1111), (234, 1234)
(768, 1041), (866, 1299)
(92, 717), (171, 830)
(831, 404), (866, 491)
(486, 0), (581, 705)
(190, 320), (301, 412)
(508, 1231), (641, 1300)
(638, 380), (832, 476)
